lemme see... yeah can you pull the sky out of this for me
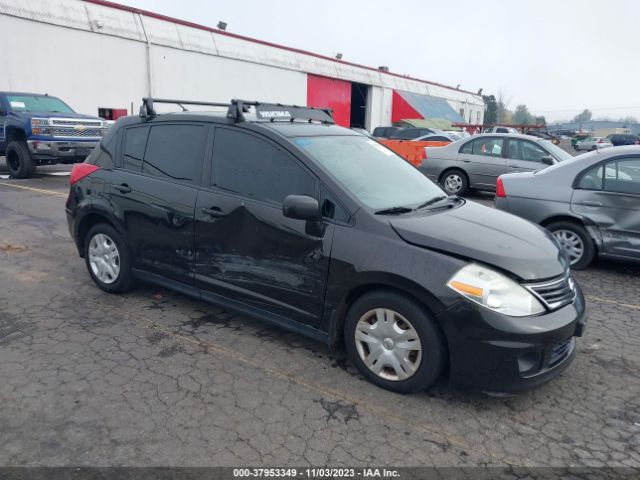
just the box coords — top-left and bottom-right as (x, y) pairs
(116, 0), (639, 123)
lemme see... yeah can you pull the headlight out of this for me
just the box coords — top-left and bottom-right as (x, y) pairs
(31, 118), (49, 126)
(447, 263), (544, 317)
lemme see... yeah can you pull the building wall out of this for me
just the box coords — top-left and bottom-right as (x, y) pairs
(0, 0), (484, 129)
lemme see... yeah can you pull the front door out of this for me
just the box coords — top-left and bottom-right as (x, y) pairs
(194, 127), (334, 326)
(111, 122), (208, 285)
(572, 157), (640, 259)
(505, 138), (553, 173)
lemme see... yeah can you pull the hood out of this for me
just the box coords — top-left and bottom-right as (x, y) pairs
(389, 200), (566, 281)
(10, 110), (103, 121)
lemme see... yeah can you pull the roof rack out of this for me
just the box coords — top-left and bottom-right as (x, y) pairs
(139, 98), (334, 124)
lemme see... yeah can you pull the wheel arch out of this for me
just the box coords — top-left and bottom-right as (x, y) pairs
(75, 210), (122, 257)
(539, 214), (601, 251)
(439, 166), (468, 183)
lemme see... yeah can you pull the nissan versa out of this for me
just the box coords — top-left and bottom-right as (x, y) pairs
(65, 98), (587, 394)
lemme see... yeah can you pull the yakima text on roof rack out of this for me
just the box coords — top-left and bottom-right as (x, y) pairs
(139, 98), (334, 125)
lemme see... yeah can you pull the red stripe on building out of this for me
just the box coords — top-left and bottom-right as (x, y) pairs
(391, 90), (423, 123)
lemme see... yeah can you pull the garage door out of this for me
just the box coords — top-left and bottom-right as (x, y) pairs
(307, 74), (351, 127)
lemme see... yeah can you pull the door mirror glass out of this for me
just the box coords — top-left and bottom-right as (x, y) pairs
(540, 156), (554, 165)
(283, 195), (320, 220)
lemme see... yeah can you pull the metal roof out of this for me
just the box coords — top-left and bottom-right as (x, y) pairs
(396, 91), (465, 123)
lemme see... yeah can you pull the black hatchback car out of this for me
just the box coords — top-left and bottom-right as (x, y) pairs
(66, 98), (586, 394)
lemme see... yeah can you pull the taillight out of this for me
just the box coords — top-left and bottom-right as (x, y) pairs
(496, 176), (506, 198)
(70, 163), (99, 185)
(597, 139), (604, 143)
(421, 148), (427, 160)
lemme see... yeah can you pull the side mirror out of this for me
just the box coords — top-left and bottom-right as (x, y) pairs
(283, 195), (320, 221)
(540, 156), (554, 165)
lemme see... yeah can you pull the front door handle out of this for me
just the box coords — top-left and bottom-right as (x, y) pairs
(114, 184), (131, 194)
(201, 207), (226, 218)
(581, 200), (603, 207)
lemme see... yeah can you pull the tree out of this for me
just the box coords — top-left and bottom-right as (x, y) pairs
(535, 115), (546, 126)
(496, 90), (512, 125)
(622, 115), (638, 124)
(573, 109), (592, 123)
(482, 94), (497, 125)
(512, 104), (535, 125)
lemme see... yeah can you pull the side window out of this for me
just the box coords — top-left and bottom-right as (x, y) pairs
(142, 124), (207, 183)
(511, 140), (548, 162)
(212, 128), (316, 205)
(321, 186), (349, 222)
(577, 165), (603, 190)
(122, 126), (149, 172)
(603, 159), (640, 195)
(473, 137), (503, 157)
(459, 140), (473, 154)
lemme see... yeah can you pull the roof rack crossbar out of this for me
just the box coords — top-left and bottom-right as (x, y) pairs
(139, 97), (334, 125)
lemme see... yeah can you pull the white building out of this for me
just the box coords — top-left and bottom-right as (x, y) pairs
(0, 0), (484, 130)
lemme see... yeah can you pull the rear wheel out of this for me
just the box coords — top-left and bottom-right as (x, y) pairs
(590, 146), (597, 151)
(84, 224), (134, 293)
(5, 141), (36, 179)
(440, 169), (469, 195)
(344, 290), (446, 393)
(547, 221), (595, 269)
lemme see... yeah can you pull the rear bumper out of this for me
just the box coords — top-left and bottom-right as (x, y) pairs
(440, 285), (587, 393)
(27, 139), (98, 162)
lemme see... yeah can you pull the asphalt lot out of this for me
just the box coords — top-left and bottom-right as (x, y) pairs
(1, 156), (639, 468)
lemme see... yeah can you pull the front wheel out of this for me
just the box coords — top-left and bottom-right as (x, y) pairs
(344, 290), (446, 393)
(5, 141), (36, 178)
(547, 221), (595, 269)
(84, 224), (134, 293)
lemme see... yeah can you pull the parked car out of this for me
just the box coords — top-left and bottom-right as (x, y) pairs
(66, 98), (586, 394)
(525, 130), (560, 145)
(495, 146), (640, 269)
(389, 127), (436, 140)
(484, 126), (519, 134)
(574, 137), (612, 152)
(420, 133), (573, 195)
(372, 126), (400, 138)
(413, 133), (454, 142)
(0, 91), (107, 178)
(607, 133), (639, 146)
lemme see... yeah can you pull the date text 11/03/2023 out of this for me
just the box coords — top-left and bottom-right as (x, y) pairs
(232, 468), (400, 478)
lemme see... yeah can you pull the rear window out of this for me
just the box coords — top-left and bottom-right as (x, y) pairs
(122, 126), (149, 172)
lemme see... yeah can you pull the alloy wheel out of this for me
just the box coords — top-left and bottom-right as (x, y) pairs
(553, 229), (584, 265)
(88, 233), (121, 284)
(354, 308), (422, 381)
(444, 174), (462, 194)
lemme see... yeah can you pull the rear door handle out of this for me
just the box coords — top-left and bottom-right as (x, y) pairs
(113, 184), (131, 194)
(201, 207), (226, 218)
(581, 201), (603, 207)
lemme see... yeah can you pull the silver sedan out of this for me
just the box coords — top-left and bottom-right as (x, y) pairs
(419, 133), (573, 195)
(575, 137), (613, 152)
(495, 146), (640, 268)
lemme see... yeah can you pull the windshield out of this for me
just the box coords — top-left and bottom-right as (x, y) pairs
(540, 140), (572, 161)
(294, 135), (445, 210)
(6, 95), (74, 114)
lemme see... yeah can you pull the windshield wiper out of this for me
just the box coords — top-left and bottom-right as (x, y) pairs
(374, 206), (414, 215)
(415, 195), (448, 210)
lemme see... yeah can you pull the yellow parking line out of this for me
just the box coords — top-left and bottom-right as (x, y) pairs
(0, 182), (67, 198)
(586, 295), (640, 311)
(96, 300), (533, 467)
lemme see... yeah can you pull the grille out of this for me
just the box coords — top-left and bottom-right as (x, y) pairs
(51, 119), (103, 127)
(51, 128), (104, 138)
(549, 338), (574, 367)
(525, 273), (576, 310)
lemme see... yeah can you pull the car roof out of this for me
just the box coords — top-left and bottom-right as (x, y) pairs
(470, 133), (545, 142)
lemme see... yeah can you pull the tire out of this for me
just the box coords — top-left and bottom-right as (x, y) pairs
(546, 221), (595, 269)
(573, 145), (580, 152)
(5, 141), (36, 179)
(344, 290), (446, 393)
(440, 169), (469, 195)
(590, 146), (597, 151)
(84, 223), (134, 293)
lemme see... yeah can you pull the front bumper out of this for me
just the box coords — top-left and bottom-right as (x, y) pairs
(27, 139), (98, 162)
(439, 284), (587, 393)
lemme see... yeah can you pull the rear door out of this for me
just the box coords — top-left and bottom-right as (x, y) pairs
(505, 138), (553, 173)
(571, 157), (640, 259)
(111, 122), (209, 285)
(459, 136), (506, 189)
(194, 127), (334, 327)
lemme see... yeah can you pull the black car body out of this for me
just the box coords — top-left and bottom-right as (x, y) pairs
(607, 133), (639, 146)
(66, 98), (586, 394)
